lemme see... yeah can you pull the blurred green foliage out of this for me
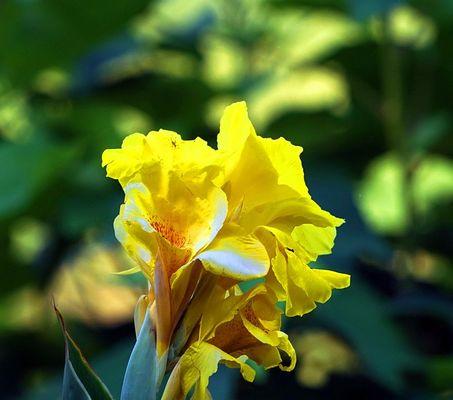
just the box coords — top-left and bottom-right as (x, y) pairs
(0, 0), (452, 399)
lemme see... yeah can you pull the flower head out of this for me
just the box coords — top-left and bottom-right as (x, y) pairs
(102, 101), (350, 397)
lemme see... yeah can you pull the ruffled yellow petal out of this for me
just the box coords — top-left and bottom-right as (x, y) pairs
(269, 244), (317, 317)
(218, 102), (296, 215)
(316, 269), (351, 289)
(289, 254), (350, 316)
(248, 289), (281, 332)
(275, 332), (297, 372)
(240, 197), (343, 234)
(216, 105), (342, 232)
(221, 132), (298, 214)
(258, 136), (308, 198)
(259, 227), (350, 317)
(218, 103), (302, 193)
(249, 343), (285, 367)
(197, 227), (270, 280)
(239, 291), (282, 347)
(103, 129), (223, 187)
(197, 285), (297, 372)
(165, 284), (295, 397)
(217, 101), (255, 176)
(288, 252), (336, 303)
(291, 224), (338, 261)
(102, 133), (150, 183)
(239, 332), (296, 372)
(161, 342), (255, 400)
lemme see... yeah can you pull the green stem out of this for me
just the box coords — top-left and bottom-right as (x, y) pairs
(380, 13), (416, 247)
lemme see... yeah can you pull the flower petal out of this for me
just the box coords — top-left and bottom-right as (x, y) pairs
(117, 173), (228, 275)
(197, 230), (270, 280)
(161, 342), (255, 400)
(102, 133), (150, 183)
(260, 227), (349, 317)
(114, 205), (156, 280)
(269, 245), (317, 317)
(216, 102), (342, 236)
(258, 136), (308, 197)
(217, 101), (255, 155)
(199, 285), (266, 342)
(291, 224), (338, 261)
(240, 197), (343, 234)
(315, 269), (351, 289)
(200, 285), (297, 372)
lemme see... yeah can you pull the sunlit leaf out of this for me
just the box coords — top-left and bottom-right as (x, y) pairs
(356, 153), (408, 235)
(51, 244), (146, 327)
(201, 35), (246, 89)
(370, 5), (437, 49)
(268, 9), (362, 67)
(249, 68), (349, 129)
(413, 155), (453, 215)
(357, 153), (453, 235)
(9, 217), (50, 264)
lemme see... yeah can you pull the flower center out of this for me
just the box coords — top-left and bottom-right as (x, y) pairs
(150, 218), (187, 248)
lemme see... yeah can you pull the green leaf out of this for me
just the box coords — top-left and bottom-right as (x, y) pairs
(412, 155), (453, 214)
(53, 302), (114, 400)
(356, 152), (453, 235)
(356, 153), (409, 235)
(120, 310), (158, 400)
(0, 141), (75, 218)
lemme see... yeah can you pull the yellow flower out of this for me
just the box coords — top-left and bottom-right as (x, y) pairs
(215, 102), (350, 316)
(103, 128), (269, 358)
(102, 101), (350, 396)
(162, 285), (295, 400)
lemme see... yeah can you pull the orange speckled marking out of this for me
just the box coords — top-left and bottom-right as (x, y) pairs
(150, 218), (187, 248)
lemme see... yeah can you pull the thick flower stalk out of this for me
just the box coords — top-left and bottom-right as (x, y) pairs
(102, 101), (350, 399)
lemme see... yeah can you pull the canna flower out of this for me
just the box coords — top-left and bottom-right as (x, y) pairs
(162, 284), (295, 400)
(214, 103), (350, 316)
(102, 126), (269, 368)
(102, 101), (350, 397)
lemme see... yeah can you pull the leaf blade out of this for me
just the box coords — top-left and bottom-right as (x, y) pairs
(54, 301), (114, 400)
(120, 310), (158, 400)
